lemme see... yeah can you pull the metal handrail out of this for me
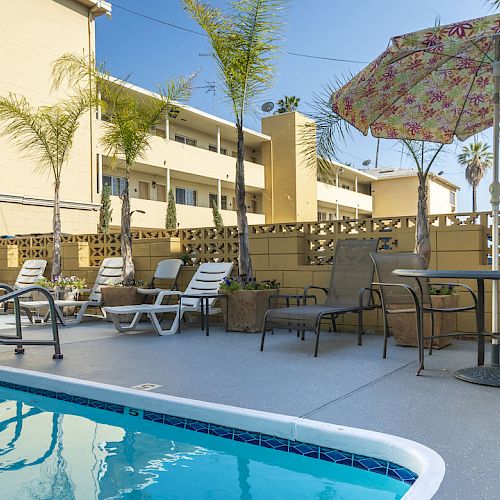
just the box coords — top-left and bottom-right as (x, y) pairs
(0, 284), (62, 359)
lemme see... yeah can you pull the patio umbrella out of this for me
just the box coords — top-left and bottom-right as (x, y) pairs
(331, 14), (500, 376)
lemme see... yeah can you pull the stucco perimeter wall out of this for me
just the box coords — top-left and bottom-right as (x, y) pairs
(0, 212), (491, 334)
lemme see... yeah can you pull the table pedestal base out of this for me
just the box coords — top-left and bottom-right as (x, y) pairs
(455, 365), (500, 387)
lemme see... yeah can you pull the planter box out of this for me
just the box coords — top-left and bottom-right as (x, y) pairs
(222, 289), (276, 333)
(101, 286), (145, 322)
(387, 294), (458, 349)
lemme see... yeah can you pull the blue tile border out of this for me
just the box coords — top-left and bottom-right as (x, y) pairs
(0, 380), (417, 485)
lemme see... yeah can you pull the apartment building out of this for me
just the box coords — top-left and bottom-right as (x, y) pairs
(0, 0), (459, 236)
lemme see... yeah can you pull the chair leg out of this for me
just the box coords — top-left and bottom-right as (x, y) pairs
(428, 311), (435, 356)
(260, 328), (266, 351)
(416, 305), (425, 375)
(331, 316), (337, 332)
(314, 320), (321, 357)
(357, 308), (363, 346)
(382, 310), (389, 359)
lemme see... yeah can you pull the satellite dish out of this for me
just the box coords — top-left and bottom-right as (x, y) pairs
(362, 159), (371, 167)
(261, 101), (274, 113)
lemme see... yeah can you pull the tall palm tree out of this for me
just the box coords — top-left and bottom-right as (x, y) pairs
(52, 54), (192, 284)
(183, 0), (286, 281)
(457, 141), (492, 212)
(276, 95), (300, 113)
(0, 91), (91, 277)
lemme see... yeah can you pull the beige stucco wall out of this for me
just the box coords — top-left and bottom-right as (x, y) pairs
(261, 112), (317, 223)
(0, 0), (99, 235)
(428, 178), (456, 214)
(371, 177), (420, 217)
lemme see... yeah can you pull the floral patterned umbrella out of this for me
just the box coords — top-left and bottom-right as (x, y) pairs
(331, 14), (500, 143)
(332, 14), (500, 385)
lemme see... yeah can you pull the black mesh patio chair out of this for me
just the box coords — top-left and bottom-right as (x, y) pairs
(370, 252), (480, 375)
(261, 238), (380, 357)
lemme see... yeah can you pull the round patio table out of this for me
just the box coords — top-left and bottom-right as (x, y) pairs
(393, 269), (500, 387)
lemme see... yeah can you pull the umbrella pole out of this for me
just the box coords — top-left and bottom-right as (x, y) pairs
(491, 36), (500, 366)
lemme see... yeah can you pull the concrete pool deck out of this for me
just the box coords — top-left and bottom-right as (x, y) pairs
(0, 315), (498, 499)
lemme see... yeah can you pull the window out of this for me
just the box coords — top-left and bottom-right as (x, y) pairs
(175, 134), (197, 147)
(138, 181), (149, 200)
(103, 175), (126, 196)
(209, 144), (228, 155)
(176, 187), (197, 206)
(449, 191), (456, 207)
(157, 184), (166, 202)
(209, 193), (227, 210)
(317, 211), (327, 221)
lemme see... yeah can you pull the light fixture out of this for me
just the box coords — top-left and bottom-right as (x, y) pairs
(130, 210), (146, 217)
(152, 181), (157, 189)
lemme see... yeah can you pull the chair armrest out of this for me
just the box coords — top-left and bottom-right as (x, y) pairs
(154, 290), (182, 305)
(428, 282), (478, 308)
(303, 286), (328, 298)
(358, 286), (382, 309)
(268, 293), (317, 308)
(372, 282), (422, 310)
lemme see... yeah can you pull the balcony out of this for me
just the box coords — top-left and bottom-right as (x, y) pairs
(95, 121), (265, 190)
(109, 197), (265, 230)
(317, 181), (373, 213)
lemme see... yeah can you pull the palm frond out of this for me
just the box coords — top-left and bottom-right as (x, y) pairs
(298, 81), (353, 182)
(184, 0), (285, 123)
(401, 140), (446, 177)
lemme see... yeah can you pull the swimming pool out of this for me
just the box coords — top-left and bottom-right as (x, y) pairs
(0, 367), (445, 499)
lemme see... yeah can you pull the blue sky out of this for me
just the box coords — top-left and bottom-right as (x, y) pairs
(96, 0), (497, 212)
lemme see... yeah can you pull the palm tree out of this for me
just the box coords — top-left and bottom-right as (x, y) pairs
(276, 95), (300, 113)
(0, 91), (91, 277)
(52, 54), (192, 284)
(183, 0), (286, 281)
(457, 141), (492, 212)
(402, 140), (445, 267)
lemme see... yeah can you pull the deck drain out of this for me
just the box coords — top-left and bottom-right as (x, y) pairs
(131, 383), (162, 391)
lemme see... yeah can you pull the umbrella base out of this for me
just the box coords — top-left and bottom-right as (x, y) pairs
(455, 365), (500, 387)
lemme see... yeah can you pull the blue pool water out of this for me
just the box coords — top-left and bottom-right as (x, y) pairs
(0, 387), (410, 499)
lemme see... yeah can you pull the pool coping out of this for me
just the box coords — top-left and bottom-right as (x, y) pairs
(0, 366), (444, 499)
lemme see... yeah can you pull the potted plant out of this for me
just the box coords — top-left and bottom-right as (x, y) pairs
(100, 279), (147, 308)
(36, 275), (86, 315)
(388, 285), (458, 349)
(220, 277), (279, 333)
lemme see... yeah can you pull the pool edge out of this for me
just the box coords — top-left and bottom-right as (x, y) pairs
(0, 366), (444, 499)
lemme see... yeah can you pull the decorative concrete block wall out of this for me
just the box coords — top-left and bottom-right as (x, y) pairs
(0, 212), (491, 334)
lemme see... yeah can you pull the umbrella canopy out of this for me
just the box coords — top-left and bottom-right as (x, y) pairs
(331, 14), (500, 144)
(331, 13), (500, 379)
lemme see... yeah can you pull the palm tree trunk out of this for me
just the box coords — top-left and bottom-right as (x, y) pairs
(52, 179), (62, 278)
(121, 164), (135, 284)
(235, 124), (253, 281)
(416, 172), (431, 268)
(472, 185), (477, 213)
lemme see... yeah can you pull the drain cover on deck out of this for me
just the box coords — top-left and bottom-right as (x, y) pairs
(131, 383), (162, 391)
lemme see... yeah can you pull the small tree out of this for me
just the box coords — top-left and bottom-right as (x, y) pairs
(184, 0), (286, 281)
(401, 140), (446, 267)
(457, 140), (492, 212)
(98, 184), (113, 234)
(277, 95), (300, 113)
(165, 188), (177, 230)
(212, 199), (224, 230)
(0, 91), (91, 277)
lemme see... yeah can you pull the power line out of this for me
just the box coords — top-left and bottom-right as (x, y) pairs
(110, 3), (367, 65)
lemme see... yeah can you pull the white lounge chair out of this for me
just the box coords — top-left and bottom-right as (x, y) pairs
(2, 259), (47, 311)
(137, 258), (183, 299)
(20, 257), (124, 326)
(14, 259), (48, 289)
(104, 262), (233, 336)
